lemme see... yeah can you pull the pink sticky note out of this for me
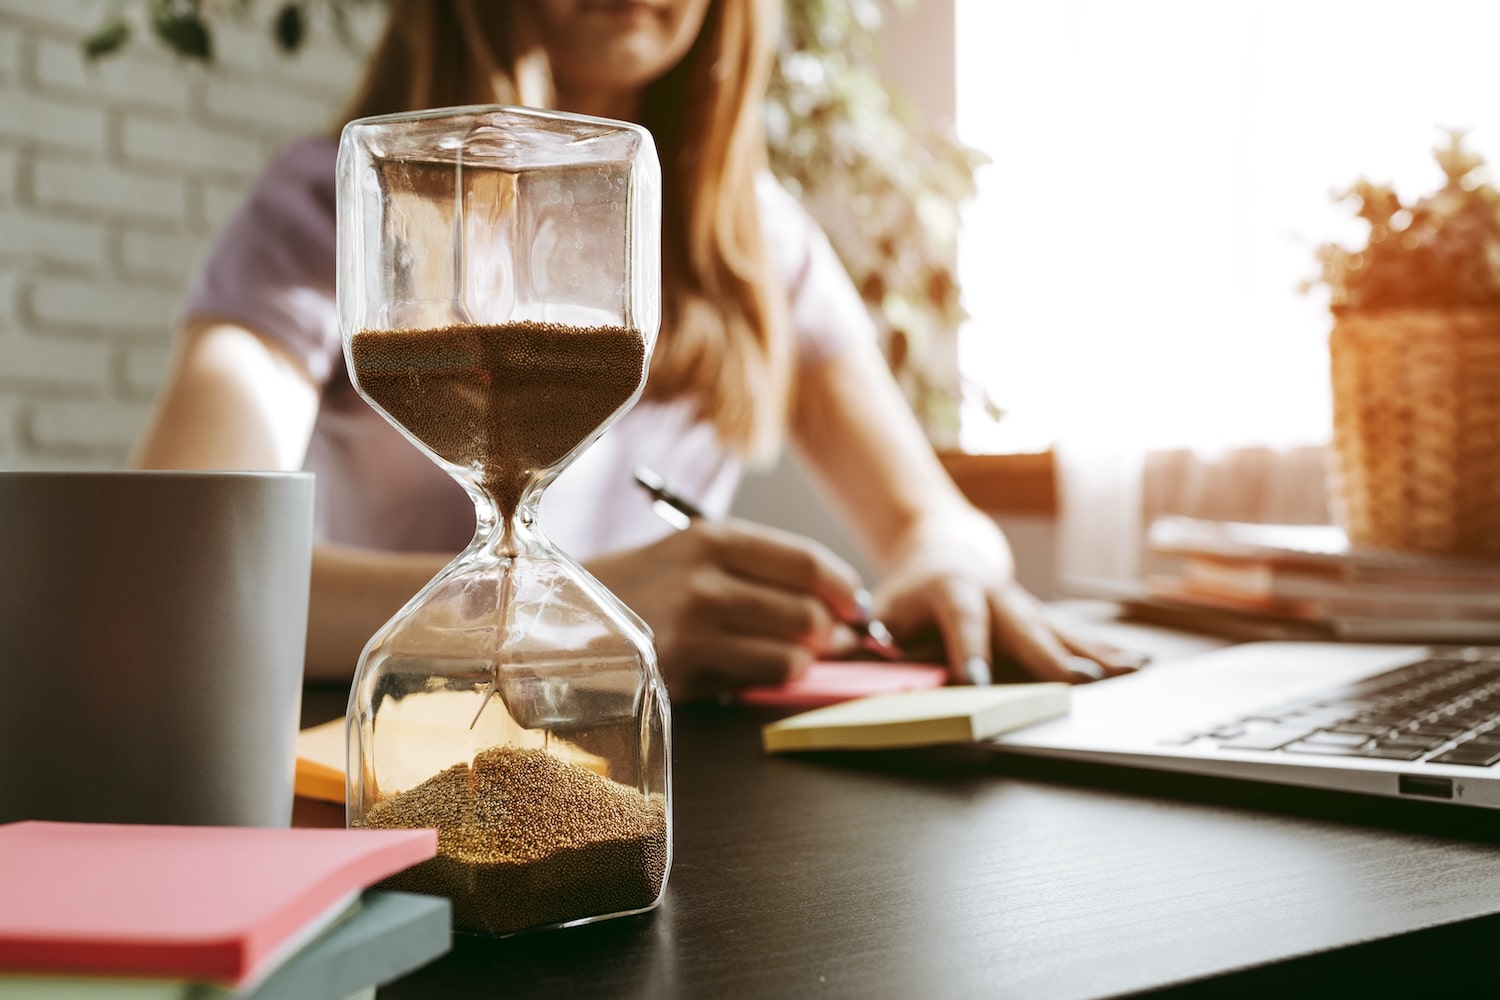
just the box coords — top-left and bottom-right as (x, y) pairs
(736, 661), (949, 710)
(0, 822), (438, 986)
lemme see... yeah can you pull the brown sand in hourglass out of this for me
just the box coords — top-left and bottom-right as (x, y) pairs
(351, 321), (657, 932)
(362, 746), (669, 935)
(349, 320), (647, 521)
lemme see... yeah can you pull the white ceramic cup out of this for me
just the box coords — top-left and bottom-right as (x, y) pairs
(0, 470), (314, 827)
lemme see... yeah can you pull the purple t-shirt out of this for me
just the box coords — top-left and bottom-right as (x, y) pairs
(180, 136), (874, 561)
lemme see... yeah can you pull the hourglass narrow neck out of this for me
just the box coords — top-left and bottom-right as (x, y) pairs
(471, 484), (544, 559)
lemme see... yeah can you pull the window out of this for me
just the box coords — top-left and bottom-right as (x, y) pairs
(954, 0), (1500, 453)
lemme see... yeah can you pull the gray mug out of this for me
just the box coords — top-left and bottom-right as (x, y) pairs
(0, 470), (314, 827)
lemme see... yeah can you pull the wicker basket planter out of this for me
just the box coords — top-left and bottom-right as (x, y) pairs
(1328, 306), (1500, 557)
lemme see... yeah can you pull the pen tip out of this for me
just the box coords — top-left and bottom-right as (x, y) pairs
(860, 618), (903, 660)
(633, 465), (663, 491)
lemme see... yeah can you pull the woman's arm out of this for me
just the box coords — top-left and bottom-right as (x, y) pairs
(132, 322), (319, 471)
(134, 321), (872, 693)
(304, 542), (448, 682)
(132, 322), (448, 682)
(790, 337), (1142, 684)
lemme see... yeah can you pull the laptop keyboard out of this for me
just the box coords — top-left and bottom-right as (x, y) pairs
(1161, 648), (1500, 766)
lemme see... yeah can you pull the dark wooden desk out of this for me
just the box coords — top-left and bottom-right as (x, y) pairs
(299, 674), (1500, 999)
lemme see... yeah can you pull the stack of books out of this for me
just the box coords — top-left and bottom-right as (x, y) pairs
(1128, 515), (1500, 642)
(0, 821), (450, 999)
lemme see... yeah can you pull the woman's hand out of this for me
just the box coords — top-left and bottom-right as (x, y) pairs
(785, 340), (1146, 688)
(587, 519), (869, 702)
(875, 508), (1147, 685)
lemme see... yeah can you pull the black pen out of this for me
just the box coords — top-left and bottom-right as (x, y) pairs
(632, 466), (904, 661)
(633, 464), (707, 527)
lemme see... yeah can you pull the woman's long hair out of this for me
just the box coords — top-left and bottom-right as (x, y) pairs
(337, 0), (792, 460)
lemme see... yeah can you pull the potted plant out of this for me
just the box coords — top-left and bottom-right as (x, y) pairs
(1310, 128), (1500, 558)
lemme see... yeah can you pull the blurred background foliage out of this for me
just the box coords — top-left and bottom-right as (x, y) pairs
(767, 0), (994, 446)
(86, 0), (993, 444)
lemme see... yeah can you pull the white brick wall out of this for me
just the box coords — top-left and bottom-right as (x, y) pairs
(2, 89), (109, 154)
(0, 23), (21, 81)
(0, 0), (371, 468)
(116, 226), (205, 285)
(27, 276), (180, 335)
(31, 156), (187, 223)
(0, 0), (97, 33)
(195, 178), (249, 234)
(120, 339), (170, 398)
(33, 37), (192, 115)
(199, 75), (334, 135)
(0, 271), (20, 329)
(0, 396), (17, 458)
(0, 206), (108, 268)
(118, 113), (268, 179)
(0, 147), (17, 200)
(0, 328), (111, 388)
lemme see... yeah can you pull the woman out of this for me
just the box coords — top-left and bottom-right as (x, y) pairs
(133, 0), (1139, 699)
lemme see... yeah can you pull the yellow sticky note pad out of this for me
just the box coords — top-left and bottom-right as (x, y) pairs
(296, 696), (613, 804)
(295, 718), (348, 803)
(761, 683), (1070, 754)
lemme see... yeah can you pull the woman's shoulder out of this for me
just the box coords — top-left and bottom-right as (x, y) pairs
(754, 173), (818, 241)
(754, 173), (828, 289)
(179, 134), (342, 378)
(265, 134), (339, 183)
(248, 134), (338, 210)
(754, 173), (861, 298)
(226, 134), (338, 235)
(752, 172), (878, 356)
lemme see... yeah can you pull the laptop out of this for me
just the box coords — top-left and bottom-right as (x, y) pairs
(986, 641), (1500, 809)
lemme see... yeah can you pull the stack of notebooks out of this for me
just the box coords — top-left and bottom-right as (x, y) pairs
(1130, 515), (1500, 642)
(0, 821), (450, 999)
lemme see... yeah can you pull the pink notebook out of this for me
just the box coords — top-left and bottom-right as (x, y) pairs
(0, 821), (438, 986)
(736, 661), (949, 710)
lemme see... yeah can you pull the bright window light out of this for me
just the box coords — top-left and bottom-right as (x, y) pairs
(955, 0), (1500, 452)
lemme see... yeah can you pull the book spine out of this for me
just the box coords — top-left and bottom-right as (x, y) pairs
(1179, 557), (1500, 608)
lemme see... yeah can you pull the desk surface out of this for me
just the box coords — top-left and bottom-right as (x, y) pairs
(299, 607), (1500, 998)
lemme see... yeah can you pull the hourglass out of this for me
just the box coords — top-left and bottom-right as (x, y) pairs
(336, 106), (668, 936)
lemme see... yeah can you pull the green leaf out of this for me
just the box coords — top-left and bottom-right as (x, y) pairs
(82, 18), (132, 61)
(274, 3), (304, 53)
(151, 0), (214, 62)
